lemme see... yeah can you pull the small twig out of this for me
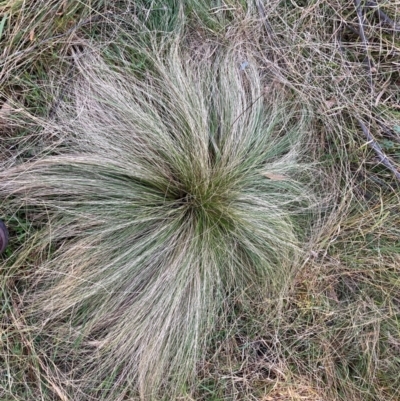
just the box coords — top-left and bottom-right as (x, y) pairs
(337, 3), (400, 182)
(256, 0), (274, 37)
(356, 117), (400, 182)
(366, 0), (400, 33)
(230, 93), (264, 129)
(354, 0), (375, 94)
(352, 1), (400, 182)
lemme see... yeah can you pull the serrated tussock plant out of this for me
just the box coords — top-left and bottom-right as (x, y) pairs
(0, 37), (322, 399)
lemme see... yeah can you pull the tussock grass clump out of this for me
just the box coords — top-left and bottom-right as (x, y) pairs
(0, 34), (320, 399)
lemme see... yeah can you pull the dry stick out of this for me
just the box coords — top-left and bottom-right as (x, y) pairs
(362, 1), (400, 144)
(256, 0), (273, 37)
(356, 117), (400, 181)
(353, 1), (400, 182)
(366, 0), (400, 33)
(354, 0), (374, 94)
